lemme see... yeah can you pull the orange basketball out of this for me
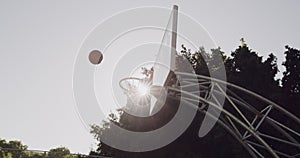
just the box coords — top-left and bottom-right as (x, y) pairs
(89, 50), (103, 65)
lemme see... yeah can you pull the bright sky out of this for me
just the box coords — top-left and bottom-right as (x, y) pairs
(0, 0), (299, 154)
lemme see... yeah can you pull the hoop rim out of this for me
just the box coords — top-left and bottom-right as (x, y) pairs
(119, 77), (145, 92)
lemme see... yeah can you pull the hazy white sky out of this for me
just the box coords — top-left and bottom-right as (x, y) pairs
(0, 0), (299, 154)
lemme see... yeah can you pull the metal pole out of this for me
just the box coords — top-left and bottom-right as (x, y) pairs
(171, 5), (178, 71)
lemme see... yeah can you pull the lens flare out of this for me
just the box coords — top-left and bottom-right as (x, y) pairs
(137, 83), (150, 96)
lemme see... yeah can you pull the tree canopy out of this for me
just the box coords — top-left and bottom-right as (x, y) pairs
(0, 139), (80, 158)
(282, 45), (300, 115)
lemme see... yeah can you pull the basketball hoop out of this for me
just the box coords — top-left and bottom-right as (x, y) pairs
(119, 77), (152, 111)
(119, 77), (152, 96)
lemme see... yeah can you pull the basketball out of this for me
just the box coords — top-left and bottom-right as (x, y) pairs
(89, 50), (103, 65)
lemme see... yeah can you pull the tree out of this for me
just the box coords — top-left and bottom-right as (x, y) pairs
(47, 147), (73, 158)
(225, 42), (280, 102)
(282, 45), (300, 116)
(0, 139), (79, 158)
(180, 45), (210, 76)
(0, 139), (27, 158)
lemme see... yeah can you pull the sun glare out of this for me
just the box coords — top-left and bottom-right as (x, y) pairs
(137, 83), (150, 96)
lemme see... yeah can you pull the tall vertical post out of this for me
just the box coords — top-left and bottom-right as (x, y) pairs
(171, 5), (178, 71)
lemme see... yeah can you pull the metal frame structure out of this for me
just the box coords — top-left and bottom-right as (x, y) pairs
(166, 71), (300, 158)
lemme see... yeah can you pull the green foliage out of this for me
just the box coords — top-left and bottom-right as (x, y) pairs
(282, 45), (300, 115)
(0, 139), (78, 158)
(226, 45), (280, 97)
(47, 147), (71, 158)
(2, 153), (12, 158)
(0, 139), (27, 158)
